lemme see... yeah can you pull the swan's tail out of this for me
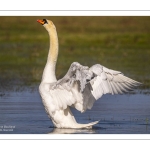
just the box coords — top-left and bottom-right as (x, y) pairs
(74, 120), (99, 129)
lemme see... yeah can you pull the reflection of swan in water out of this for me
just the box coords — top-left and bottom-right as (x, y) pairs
(49, 128), (96, 134)
(37, 19), (141, 129)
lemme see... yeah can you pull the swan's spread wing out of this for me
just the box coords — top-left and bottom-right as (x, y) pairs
(90, 64), (141, 100)
(47, 62), (96, 112)
(48, 62), (141, 112)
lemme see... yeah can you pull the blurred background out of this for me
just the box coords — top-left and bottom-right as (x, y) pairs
(0, 16), (150, 92)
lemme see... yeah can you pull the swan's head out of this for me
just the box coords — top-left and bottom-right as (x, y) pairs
(37, 19), (56, 32)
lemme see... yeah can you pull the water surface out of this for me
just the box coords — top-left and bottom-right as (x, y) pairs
(0, 88), (149, 134)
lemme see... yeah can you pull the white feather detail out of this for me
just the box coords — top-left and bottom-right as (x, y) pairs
(41, 62), (141, 113)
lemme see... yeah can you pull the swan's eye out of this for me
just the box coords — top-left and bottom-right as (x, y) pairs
(43, 19), (48, 24)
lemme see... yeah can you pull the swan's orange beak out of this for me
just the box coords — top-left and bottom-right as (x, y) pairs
(37, 19), (45, 25)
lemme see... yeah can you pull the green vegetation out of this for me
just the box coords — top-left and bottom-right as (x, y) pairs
(0, 16), (150, 91)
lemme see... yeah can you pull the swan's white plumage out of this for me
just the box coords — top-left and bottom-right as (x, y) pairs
(47, 62), (141, 113)
(37, 19), (141, 129)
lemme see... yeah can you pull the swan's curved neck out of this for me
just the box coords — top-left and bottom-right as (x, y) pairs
(42, 27), (59, 83)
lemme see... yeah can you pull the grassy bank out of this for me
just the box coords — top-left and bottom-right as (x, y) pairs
(0, 16), (150, 91)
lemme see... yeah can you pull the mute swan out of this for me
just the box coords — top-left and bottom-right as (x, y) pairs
(37, 19), (141, 129)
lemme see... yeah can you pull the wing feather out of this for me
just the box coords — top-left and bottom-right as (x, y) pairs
(46, 62), (141, 113)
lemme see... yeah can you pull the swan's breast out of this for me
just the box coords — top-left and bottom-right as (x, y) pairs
(39, 83), (56, 114)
